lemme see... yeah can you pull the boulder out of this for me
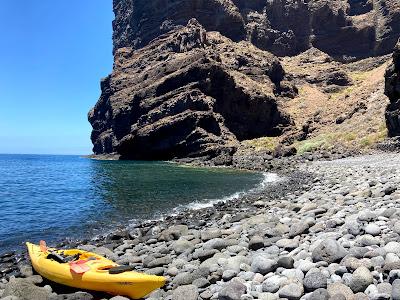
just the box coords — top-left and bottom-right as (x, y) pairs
(303, 271), (328, 291)
(251, 255), (278, 275)
(218, 279), (247, 300)
(172, 285), (199, 300)
(312, 239), (348, 264)
(2, 278), (51, 300)
(349, 266), (373, 293)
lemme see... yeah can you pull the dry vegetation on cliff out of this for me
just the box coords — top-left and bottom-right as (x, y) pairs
(242, 49), (391, 155)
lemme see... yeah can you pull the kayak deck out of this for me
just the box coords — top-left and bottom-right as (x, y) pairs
(26, 242), (165, 299)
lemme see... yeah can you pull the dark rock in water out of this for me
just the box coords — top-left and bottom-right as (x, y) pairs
(89, 20), (291, 161)
(385, 40), (400, 137)
(0, 252), (15, 259)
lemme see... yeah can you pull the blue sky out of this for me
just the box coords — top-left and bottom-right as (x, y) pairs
(0, 1), (114, 154)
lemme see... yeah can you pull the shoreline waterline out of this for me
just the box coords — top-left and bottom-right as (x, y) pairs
(0, 154), (276, 254)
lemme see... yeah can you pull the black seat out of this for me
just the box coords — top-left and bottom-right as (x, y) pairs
(108, 265), (135, 274)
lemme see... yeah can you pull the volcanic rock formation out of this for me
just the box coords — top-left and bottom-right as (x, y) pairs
(385, 40), (400, 136)
(89, 20), (292, 161)
(90, 0), (400, 160)
(112, 0), (400, 59)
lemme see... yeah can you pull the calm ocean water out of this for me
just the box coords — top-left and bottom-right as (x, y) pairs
(0, 154), (269, 253)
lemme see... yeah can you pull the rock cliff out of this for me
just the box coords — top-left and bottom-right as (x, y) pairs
(385, 40), (400, 136)
(89, 20), (292, 161)
(89, 0), (400, 160)
(112, 0), (400, 59)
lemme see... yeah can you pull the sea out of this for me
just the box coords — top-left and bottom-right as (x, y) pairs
(0, 154), (278, 253)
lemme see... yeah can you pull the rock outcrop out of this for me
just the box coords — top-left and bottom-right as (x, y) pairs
(385, 40), (400, 136)
(89, 20), (292, 161)
(89, 0), (400, 159)
(112, 0), (400, 59)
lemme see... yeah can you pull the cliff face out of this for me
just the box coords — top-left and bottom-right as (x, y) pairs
(112, 0), (400, 59)
(385, 40), (400, 136)
(89, 0), (400, 160)
(89, 20), (292, 162)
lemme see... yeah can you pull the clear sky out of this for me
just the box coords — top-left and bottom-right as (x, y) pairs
(0, 1), (114, 155)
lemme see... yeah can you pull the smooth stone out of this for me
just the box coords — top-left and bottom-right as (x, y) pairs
(356, 235), (380, 246)
(275, 239), (299, 250)
(385, 253), (400, 264)
(251, 256), (277, 275)
(393, 222), (400, 235)
(192, 277), (210, 288)
(308, 288), (330, 300)
(377, 282), (392, 295)
(390, 270), (400, 283)
(172, 285), (199, 300)
(219, 279), (247, 300)
(18, 264), (33, 278)
(278, 283), (304, 300)
(277, 256), (294, 269)
(193, 249), (219, 262)
(365, 224), (381, 236)
(204, 238), (237, 251)
(50, 292), (94, 300)
(200, 290), (213, 299)
(346, 220), (362, 236)
(201, 229), (222, 241)
(172, 239), (193, 254)
(349, 266), (373, 293)
(365, 285), (379, 298)
(281, 269), (304, 281)
(358, 210), (377, 222)
(384, 242), (400, 254)
(262, 275), (285, 293)
(2, 278), (51, 300)
(296, 259), (316, 272)
(249, 236), (264, 251)
(303, 271), (328, 291)
(312, 239), (348, 264)
(288, 222), (309, 238)
(392, 279), (400, 300)
(328, 282), (355, 299)
(258, 292), (278, 300)
(353, 292), (369, 300)
(222, 270), (238, 281)
(160, 225), (188, 241)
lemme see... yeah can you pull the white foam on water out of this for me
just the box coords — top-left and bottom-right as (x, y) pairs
(173, 172), (282, 212)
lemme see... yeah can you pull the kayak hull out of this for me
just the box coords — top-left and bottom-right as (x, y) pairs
(26, 242), (165, 299)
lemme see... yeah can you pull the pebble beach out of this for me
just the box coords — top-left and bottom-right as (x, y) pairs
(2, 153), (400, 300)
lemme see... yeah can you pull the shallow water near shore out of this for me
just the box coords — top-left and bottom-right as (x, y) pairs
(0, 154), (275, 253)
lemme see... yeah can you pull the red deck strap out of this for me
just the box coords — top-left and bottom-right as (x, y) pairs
(69, 260), (91, 274)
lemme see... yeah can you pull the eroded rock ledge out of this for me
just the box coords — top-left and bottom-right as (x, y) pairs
(385, 40), (400, 136)
(89, 20), (293, 162)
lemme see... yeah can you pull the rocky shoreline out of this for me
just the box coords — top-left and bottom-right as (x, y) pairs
(3, 152), (400, 300)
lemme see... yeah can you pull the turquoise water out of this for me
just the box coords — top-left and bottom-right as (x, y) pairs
(0, 154), (266, 252)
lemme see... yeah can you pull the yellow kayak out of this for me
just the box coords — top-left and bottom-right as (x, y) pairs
(26, 242), (165, 299)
